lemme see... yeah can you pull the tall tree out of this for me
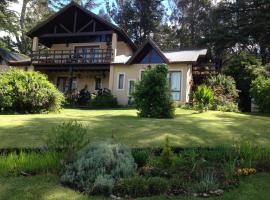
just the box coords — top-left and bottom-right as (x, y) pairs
(107, 0), (164, 45)
(48, 0), (100, 11)
(169, 0), (212, 48)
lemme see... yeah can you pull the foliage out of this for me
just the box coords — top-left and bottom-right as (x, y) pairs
(92, 175), (115, 196)
(114, 176), (168, 197)
(224, 52), (266, 111)
(133, 64), (175, 118)
(45, 121), (88, 161)
(207, 74), (239, 112)
(193, 169), (219, 193)
(61, 143), (136, 195)
(216, 101), (239, 112)
(132, 149), (150, 168)
(91, 93), (118, 108)
(160, 137), (175, 168)
(114, 176), (149, 197)
(0, 69), (64, 113)
(223, 158), (236, 181)
(250, 76), (270, 112)
(0, 151), (62, 176)
(107, 0), (164, 45)
(193, 84), (214, 112)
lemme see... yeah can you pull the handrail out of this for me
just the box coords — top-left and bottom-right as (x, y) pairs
(31, 49), (113, 64)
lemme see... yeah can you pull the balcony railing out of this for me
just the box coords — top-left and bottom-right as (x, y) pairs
(31, 49), (112, 65)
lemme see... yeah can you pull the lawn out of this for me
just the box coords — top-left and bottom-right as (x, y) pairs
(0, 108), (269, 148)
(1, 173), (270, 200)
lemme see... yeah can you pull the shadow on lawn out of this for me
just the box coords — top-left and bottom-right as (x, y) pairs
(1, 110), (269, 149)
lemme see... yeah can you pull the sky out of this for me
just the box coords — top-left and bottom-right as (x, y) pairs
(0, 0), (222, 38)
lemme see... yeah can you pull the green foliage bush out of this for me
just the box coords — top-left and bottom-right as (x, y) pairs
(133, 64), (175, 118)
(132, 149), (150, 167)
(61, 143), (136, 195)
(193, 169), (219, 193)
(91, 94), (118, 108)
(208, 74), (239, 112)
(224, 52), (266, 111)
(0, 151), (62, 176)
(250, 76), (270, 112)
(45, 121), (88, 161)
(0, 69), (64, 113)
(92, 175), (115, 196)
(160, 137), (175, 168)
(193, 85), (214, 112)
(114, 176), (168, 197)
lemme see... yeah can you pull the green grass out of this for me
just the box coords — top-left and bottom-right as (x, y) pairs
(0, 173), (270, 200)
(0, 108), (269, 148)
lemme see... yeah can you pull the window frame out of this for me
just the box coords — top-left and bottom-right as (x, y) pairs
(168, 71), (182, 101)
(128, 79), (136, 96)
(117, 72), (125, 90)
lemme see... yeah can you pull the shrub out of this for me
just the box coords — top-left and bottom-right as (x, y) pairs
(216, 101), (239, 112)
(114, 176), (149, 197)
(133, 64), (175, 118)
(223, 158), (236, 181)
(147, 177), (168, 195)
(92, 175), (115, 196)
(91, 93), (118, 108)
(61, 143), (136, 195)
(132, 149), (150, 167)
(193, 85), (214, 112)
(0, 151), (62, 176)
(0, 69), (64, 113)
(160, 137), (175, 168)
(250, 76), (270, 112)
(45, 121), (88, 161)
(193, 169), (219, 193)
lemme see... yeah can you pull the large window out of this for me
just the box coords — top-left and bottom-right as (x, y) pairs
(117, 73), (125, 90)
(168, 71), (181, 101)
(128, 80), (135, 95)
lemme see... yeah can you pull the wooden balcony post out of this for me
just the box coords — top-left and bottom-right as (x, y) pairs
(32, 37), (39, 52)
(112, 32), (117, 62)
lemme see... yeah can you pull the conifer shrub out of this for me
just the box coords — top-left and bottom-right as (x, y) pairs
(160, 136), (175, 168)
(133, 64), (175, 118)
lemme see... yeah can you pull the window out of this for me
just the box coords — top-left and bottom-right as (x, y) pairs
(128, 80), (135, 95)
(95, 78), (101, 90)
(168, 71), (181, 101)
(140, 70), (145, 80)
(118, 73), (125, 90)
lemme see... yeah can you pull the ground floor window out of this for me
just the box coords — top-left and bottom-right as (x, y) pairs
(118, 73), (125, 90)
(128, 80), (135, 95)
(56, 77), (77, 93)
(168, 71), (181, 101)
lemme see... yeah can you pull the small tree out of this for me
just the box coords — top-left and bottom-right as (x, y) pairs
(133, 64), (175, 118)
(250, 76), (270, 113)
(193, 85), (214, 112)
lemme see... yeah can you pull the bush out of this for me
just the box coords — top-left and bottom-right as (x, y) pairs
(132, 149), (150, 167)
(147, 177), (168, 195)
(114, 176), (168, 197)
(207, 74), (239, 112)
(250, 76), (270, 112)
(193, 169), (219, 193)
(61, 143), (136, 195)
(0, 151), (62, 176)
(45, 121), (88, 161)
(92, 175), (115, 196)
(133, 64), (175, 118)
(0, 69), (64, 113)
(91, 94), (118, 108)
(193, 85), (214, 112)
(160, 137), (175, 168)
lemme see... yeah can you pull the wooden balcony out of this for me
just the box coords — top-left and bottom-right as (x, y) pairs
(31, 49), (113, 65)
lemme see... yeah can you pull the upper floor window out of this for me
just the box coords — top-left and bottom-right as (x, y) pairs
(118, 73), (125, 90)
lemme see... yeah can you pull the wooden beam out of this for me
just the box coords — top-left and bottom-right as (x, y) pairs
(39, 31), (113, 39)
(73, 11), (77, 33)
(54, 25), (57, 33)
(77, 19), (93, 33)
(93, 20), (96, 32)
(59, 24), (72, 33)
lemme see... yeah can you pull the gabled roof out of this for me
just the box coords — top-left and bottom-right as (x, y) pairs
(26, 1), (137, 50)
(127, 38), (169, 64)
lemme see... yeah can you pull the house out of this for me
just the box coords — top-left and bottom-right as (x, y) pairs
(0, 48), (31, 72)
(26, 1), (208, 105)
